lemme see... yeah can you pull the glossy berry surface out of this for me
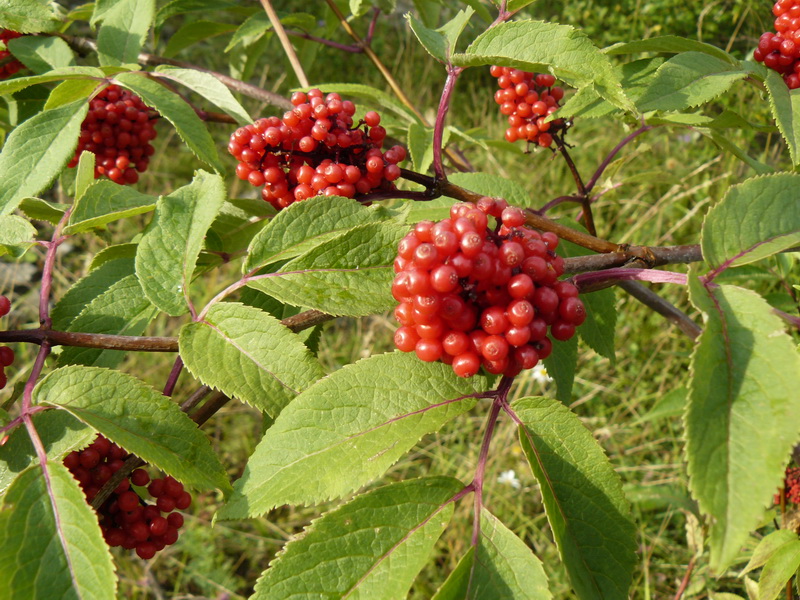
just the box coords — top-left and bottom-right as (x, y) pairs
(67, 84), (158, 185)
(228, 88), (406, 210)
(0, 30), (24, 80)
(489, 66), (566, 147)
(392, 199), (585, 378)
(753, 1), (800, 88)
(64, 435), (189, 559)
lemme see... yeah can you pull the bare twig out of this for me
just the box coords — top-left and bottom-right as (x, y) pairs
(258, 0), (309, 87)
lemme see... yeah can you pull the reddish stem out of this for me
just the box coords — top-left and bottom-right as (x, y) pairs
(433, 65), (464, 179)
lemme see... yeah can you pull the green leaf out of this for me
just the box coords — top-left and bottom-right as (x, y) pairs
(695, 128), (774, 175)
(51, 255), (135, 330)
(702, 173), (800, 271)
(19, 197), (68, 223)
(43, 79), (104, 110)
(74, 150), (97, 202)
(252, 477), (461, 599)
(163, 20), (238, 57)
(298, 83), (420, 124)
(448, 172), (531, 208)
(542, 334), (576, 404)
(0, 411), (93, 495)
(57, 274), (158, 368)
(0, 67), (103, 98)
(686, 273), (800, 573)
(246, 221), (407, 317)
(0, 463), (116, 599)
(764, 70), (800, 166)
(433, 509), (551, 600)
(0, 215), (36, 258)
(406, 8), (474, 63)
(0, 0), (60, 32)
(180, 302), (324, 417)
(114, 72), (225, 172)
(604, 36), (737, 64)
(741, 530), (800, 576)
(453, 20), (634, 114)
(35, 366), (231, 493)
(633, 387), (687, 425)
(66, 180), (157, 234)
(244, 195), (392, 272)
(216, 352), (488, 519)
(136, 170), (226, 316)
(514, 396), (636, 600)
(7, 36), (76, 74)
(635, 52), (748, 112)
(96, 0), (155, 66)
(224, 11), (271, 51)
(759, 541), (800, 600)
(153, 66), (251, 124)
(407, 121), (435, 174)
(0, 99), (88, 216)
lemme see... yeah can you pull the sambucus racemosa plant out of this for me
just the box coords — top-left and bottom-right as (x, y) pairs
(0, 0), (798, 598)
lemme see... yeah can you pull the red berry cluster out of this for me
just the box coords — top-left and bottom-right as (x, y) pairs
(228, 88), (406, 211)
(67, 84), (158, 185)
(64, 435), (189, 560)
(754, 0), (800, 88)
(489, 66), (566, 147)
(392, 199), (586, 378)
(778, 466), (800, 504)
(0, 296), (13, 390)
(0, 30), (23, 80)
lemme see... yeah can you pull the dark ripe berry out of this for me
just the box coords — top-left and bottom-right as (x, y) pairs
(79, 449), (101, 469)
(0, 296), (10, 317)
(64, 451), (80, 470)
(559, 296), (586, 325)
(167, 512), (184, 529)
(148, 478), (165, 498)
(118, 491), (140, 512)
(551, 321), (576, 341)
(164, 476), (184, 498)
(131, 469), (150, 487)
(157, 495), (176, 513)
(175, 491), (192, 510)
(136, 542), (157, 560)
(0, 346), (14, 367)
(149, 516), (168, 536)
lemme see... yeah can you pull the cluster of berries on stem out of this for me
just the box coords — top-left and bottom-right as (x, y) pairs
(67, 84), (158, 185)
(778, 466), (800, 505)
(392, 198), (586, 378)
(0, 30), (23, 80)
(754, 0), (800, 88)
(490, 66), (566, 147)
(64, 435), (189, 559)
(228, 88), (406, 210)
(0, 296), (13, 390)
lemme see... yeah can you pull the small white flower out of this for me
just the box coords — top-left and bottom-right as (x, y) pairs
(497, 469), (521, 490)
(531, 363), (553, 384)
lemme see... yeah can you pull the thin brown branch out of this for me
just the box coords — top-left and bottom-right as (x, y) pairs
(554, 135), (596, 236)
(258, 0), (309, 87)
(57, 34), (292, 110)
(618, 280), (702, 340)
(673, 556), (697, 600)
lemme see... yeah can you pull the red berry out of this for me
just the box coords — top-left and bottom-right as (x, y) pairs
(0, 346), (14, 367)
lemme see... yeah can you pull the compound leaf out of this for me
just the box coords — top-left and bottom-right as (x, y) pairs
(246, 222), (406, 317)
(114, 72), (225, 172)
(136, 170), (226, 316)
(34, 366), (230, 493)
(217, 352), (489, 519)
(686, 273), (800, 573)
(433, 509), (551, 600)
(514, 395), (636, 600)
(702, 173), (800, 271)
(0, 463), (116, 600)
(180, 302), (324, 417)
(252, 477), (461, 599)
(0, 99), (88, 216)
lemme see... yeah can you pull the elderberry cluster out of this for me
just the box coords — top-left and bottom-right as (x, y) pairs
(0, 30), (23, 80)
(64, 435), (189, 560)
(67, 85), (158, 185)
(228, 89), (406, 210)
(489, 66), (566, 147)
(392, 199), (586, 378)
(0, 296), (13, 390)
(754, 0), (800, 88)
(779, 466), (800, 504)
